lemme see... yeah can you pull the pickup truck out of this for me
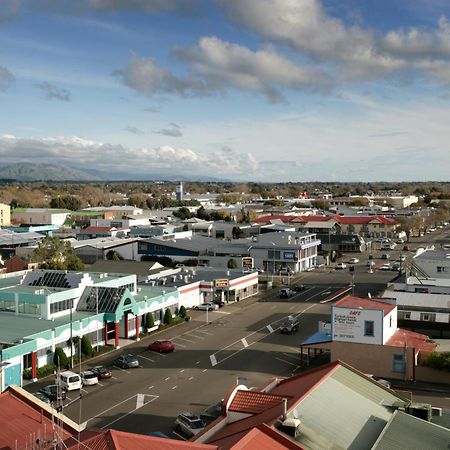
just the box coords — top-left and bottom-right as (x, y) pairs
(279, 288), (294, 298)
(280, 315), (300, 334)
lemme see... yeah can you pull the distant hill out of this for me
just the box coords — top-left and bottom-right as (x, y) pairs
(0, 163), (100, 181)
(0, 162), (229, 182)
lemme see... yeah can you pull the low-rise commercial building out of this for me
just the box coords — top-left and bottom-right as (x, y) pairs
(0, 203), (11, 226)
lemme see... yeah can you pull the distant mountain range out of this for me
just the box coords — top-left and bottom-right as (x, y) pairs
(0, 163), (227, 182)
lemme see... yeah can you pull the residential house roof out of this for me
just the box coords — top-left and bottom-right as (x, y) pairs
(229, 391), (287, 415)
(334, 295), (396, 316)
(69, 429), (218, 450)
(372, 409), (450, 450)
(385, 328), (437, 352)
(253, 214), (397, 226)
(0, 386), (81, 450)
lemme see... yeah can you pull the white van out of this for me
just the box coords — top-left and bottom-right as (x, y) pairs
(58, 371), (82, 391)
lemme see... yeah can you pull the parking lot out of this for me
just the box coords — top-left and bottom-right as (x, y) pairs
(25, 284), (348, 437)
(24, 228), (449, 438)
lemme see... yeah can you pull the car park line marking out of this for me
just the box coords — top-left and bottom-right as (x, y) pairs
(215, 310), (230, 315)
(97, 382), (104, 387)
(281, 352), (300, 360)
(111, 376), (119, 380)
(241, 338), (249, 348)
(172, 386), (177, 390)
(81, 388), (88, 393)
(275, 357), (298, 367)
(86, 393), (139, 423)
(148, 385), (154, 389)
(289, 347), (302, 353)
(171, 341), (186, 348)
(266, 325), (274, 333)
(179, 369), (185, 373)
(196, 361), (201, 365)
(165, 377), (171, 381)
(113, 365), (131, 374)
(99, 394), (159, 429)
(176, 337), (196, 343)
(186, 333), (205, 340)
(139, 355), (155, 363)
(202, 369), (208, 372)
(270, 305), (277, 310)
(172, 430), (187, 441)
(289, 305), (295, 310)
(196, 329), (213, 335)
(189, 376), (194, 381)
(210, 354), (218, 366)
(136, 393), (145, 409)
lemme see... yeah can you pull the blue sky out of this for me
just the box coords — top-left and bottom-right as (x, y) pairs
(0, 0), (450, 181)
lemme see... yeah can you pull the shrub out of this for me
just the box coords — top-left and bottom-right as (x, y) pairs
(81, 336), (94, 357)
(163, 308), (173, 325)
(53, 347), (69, 369)
(185, 315), (191, 322)
(145, 312), (155, 329)
(425, 351), (450, 371)
(179, 305), (187, 318)
(37, 364), (56, 378)
(227, 258), (238, 269)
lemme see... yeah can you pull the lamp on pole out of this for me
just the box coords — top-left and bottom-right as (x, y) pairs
(95, 287), (99, 352)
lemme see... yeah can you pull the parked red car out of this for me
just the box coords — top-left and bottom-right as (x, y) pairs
(90, 365), (112, 379)
(148, 339), (175, 353)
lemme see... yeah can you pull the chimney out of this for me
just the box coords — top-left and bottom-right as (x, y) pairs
(282, 398), (288, 421)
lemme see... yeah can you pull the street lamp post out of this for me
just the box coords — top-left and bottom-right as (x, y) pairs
(96, 287), (99, 352)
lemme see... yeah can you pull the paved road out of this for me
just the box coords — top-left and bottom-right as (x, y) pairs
(24, 227), (449, 437)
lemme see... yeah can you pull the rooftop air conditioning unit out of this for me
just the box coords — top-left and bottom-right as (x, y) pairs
(137, 287), (142, 292)
(281, 418), (301, 438)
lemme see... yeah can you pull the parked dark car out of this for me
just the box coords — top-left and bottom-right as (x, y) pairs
(113, 354), (139, 369)
(90, 365), (112, 379)
(33, 392), (51, 404)
(279, 316), (300, 334)
(200, 401), (222, 425)
(39, 384), (66, 402)
(292, 284), (305, 292)
(174, 412), (205, 437)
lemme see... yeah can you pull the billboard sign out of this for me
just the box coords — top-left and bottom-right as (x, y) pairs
(214, 279), (229, 288)
(242, 257), (254, 269)
(283, 251), (296, 260)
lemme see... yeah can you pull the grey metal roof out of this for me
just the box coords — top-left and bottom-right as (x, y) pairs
(0, 230), (44, 246)
(414, 249), (450, 261)
(293, 365), (409, 450)
(371, 410), (450, 450)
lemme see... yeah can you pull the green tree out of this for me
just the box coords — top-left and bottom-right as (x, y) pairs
(50, 195), (81, 211)
(53, 347), (69, 369)
(81, 336), (94, 357)
(145, 312), (155, 329)
(31, 236), (84, 270)
(173, 207), (193, 220)
(227, 258), (238, 269)
(163, 308), (173, 325)
(179, 305), (187, 318)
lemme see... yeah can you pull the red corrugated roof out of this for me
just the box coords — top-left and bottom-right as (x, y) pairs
(386, 328), (437, 352)
(253, 214), (397, 226)
(70, 429), (218, 450)
(229, 424), (305, 450)
(198, 361), (341, 449)
(229, 390), (286, 414)
(0, 389), (76, 449)
(84, 226), (115, 232)
(334, 295), (396, 316)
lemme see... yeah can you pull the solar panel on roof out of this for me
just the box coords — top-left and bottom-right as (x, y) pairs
(77, 286), (127, 313)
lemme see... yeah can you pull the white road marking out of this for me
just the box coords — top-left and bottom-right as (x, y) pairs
(86, 393), (140, 423)
(172, 341), (186, 348)
(81, 388), (88, 393)
(210, 354), (217, 366)
(172, 386), (177, 390)
(289, 305), (295, 310)
(266, 325), (274, 333)
(136, 393), (145, 408)
(289, 347), (302, 353)
(196, 330), (213, 336)
(176, 337), (196, 343)
(114, 366), (131, 374)
(111, 376), (118, 380)
(214, 310), (230, 315)
(186, 333), (205, 339)
(100, 394), (158, 429)
(179, 369), (185, 373)
(282, 352), (300, 360)
(172, 430), (187, 440)
(241, 338), (249, 348)
(270, 305), (277, 310)
(148, 385), (154, 390)
(139, 355), (155, 363)
(189, 376), (194, 381)
(97, 382), (104, 387)
(275, 357), (298, 367)
(202, 369), (207, 372)
(165, 377), (170, 381)
(196, 361), (201, 365)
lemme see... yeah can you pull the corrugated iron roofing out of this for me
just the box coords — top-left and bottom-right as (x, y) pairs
(385, 328), (437, 352)
(334, 295), (396, 316)
(229, 390), (286, 414)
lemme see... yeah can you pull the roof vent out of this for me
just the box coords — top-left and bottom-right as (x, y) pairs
(281, 418), (301, 438)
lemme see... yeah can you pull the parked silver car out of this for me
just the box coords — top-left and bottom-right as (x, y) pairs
(195, 302), (219, 311)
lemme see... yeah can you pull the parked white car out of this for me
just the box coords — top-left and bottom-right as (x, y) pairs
(348, 258), (359, 264)
(336, 263), (347, 269)
(195, 303), (219, 311)
(81, 370), (99, 386)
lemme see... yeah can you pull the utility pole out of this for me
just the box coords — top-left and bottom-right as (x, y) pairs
(96, 287), (99, 352)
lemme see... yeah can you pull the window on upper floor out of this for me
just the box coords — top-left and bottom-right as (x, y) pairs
(364, 320), (374, 337)
(420, 313), (436, 322)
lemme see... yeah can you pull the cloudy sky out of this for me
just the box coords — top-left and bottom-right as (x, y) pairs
(1, 0), (450, 181)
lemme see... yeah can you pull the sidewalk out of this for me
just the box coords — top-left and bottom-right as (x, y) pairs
(390, 379), (450, 395)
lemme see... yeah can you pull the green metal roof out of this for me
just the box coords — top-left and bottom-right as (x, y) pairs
(371, 410), (450, 450)
(292, 365), (410, 450)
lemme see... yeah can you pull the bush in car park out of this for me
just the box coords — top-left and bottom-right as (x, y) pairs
(145, 312), (155, 330)
(81, 335), (94, 357)
(53, 347), (69, 369)
(164, 308), (174, 325)
(179, 305), (187, 318)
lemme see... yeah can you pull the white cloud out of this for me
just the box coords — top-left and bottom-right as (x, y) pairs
(0, 134), (259, 178)
(154, 123), (183, 137)
(0, 65), (15, 91)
